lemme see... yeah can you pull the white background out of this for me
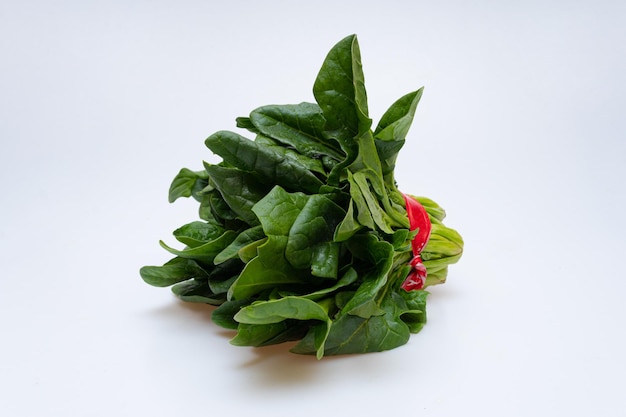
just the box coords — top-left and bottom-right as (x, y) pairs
(1, 1), (625, 415)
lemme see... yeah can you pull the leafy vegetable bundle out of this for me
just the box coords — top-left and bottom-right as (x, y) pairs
(140, 35), (463, 359)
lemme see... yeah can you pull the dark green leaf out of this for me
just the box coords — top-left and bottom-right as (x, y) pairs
(309, 242), (341, 279)
(230, 321), (308, 347)
(374, 88), (423, 185)
(228, 237), (301, 299)
(234, 296), (332, 359)
(173, 221), (224, 248)
(213, 225), (266, 264)
(398, 289), (428, 333)
(159, 230), (237, 264)
(249, 103), (343, 160)
(139, 257), (208, 287)
(212, 299), (251, 329)
(292, 289), (414, 356)
(375, 88), (424, 140)
(313, 34), (370, 144)
(235, 116), (260, 133)
(334, 199), (362, 242)
(172, 279), (225, 305)
(204, 163), (269, 225)
(205, 130), (324, 194)
(285, 194), (345, 274)
(208, 274), (238, 295)
(313, 34), (370, 185)
(255, 135), (327, 176)
(234, 296), (330, 325)
(207, 187), (237, 221)
(168, 168), (209, 203)
(341, 233), (394, 318)
(228, 187), (310, 300)
(301, 267), (358, 301)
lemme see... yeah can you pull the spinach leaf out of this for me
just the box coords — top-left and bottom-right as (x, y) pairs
(168, 168), (209, 203)
(292, 289), (418, 356)
(374, 88), (424, 188)
(172, 279), (226, 305)
(255, 135), (327, 176)
(213, 225), (265, 264)
(300, 267), (358, 301)
(227, 186), (311, 300)
(341, 233), (394, 318)
(159, 230), (237, 265)
(313, 34), (366, 185)
(203, 164), (269, 226)
(205, 130), (324, 194)
(230, 321), (309, 347)
(249, 103), (344, 161)
(234, 296), (332, 359)
(139, 257), (208, 287)
(285, 193), (345, 276)
(212, 299), (251, 329)
(173, 221), (224, 248)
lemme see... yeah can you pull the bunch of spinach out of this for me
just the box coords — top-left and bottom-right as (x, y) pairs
(140, 35), (463, 359)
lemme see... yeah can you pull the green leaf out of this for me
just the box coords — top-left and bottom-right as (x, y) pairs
(234, 296), (330, 325)
(212, 299), (251, 329)
(255, 135), (326, 176)
(227, 241), (297, 299)
(159, 231), (238, 264)
(341, 233), (394, 318)
(213, 225), (266, 264)
(168, 168), (209, 203)
(207, 188), (237, 221)
(230, 321), (309, 347)
(346, 172), (376, 230)
(334, 199), (362, 242)
(420, 222), (464, 279)
(139, 257), (208, 287)
(423, 224), (464, 258)
(198, 193), (219, 223)
(208, 275), (238, 295)
(389, 228), (411, 251)
(205, 130), (324, 194)
(351, 171), (395, 234)
(301, 267), (358, 301)
(375, 88), (424, 140)
(173, 221), (224, 248)
(285, 193), (345, 274)
(228, 187), (310, 300)
(416, 195), (447, 222)
(206, 258), (243, 283)
(348, 135), (409, 231)
(398, 289), (428, 333)
(313, 34), (370, 185)
(237, 238), (267, 263)
(310, 242), (341, 279)
(252, 185), (309, 236)
(235, 116), (260, 133)
(204, 164), (269, 225)
(292, 289), (415, 356)
(424, 266), (449, 287)
(249, 103), (344, 160)
(234, 296), (332, 359)
(313, 34), (370, 144)
(172, 279), (225, 305)
(374, 88), (424, 185)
